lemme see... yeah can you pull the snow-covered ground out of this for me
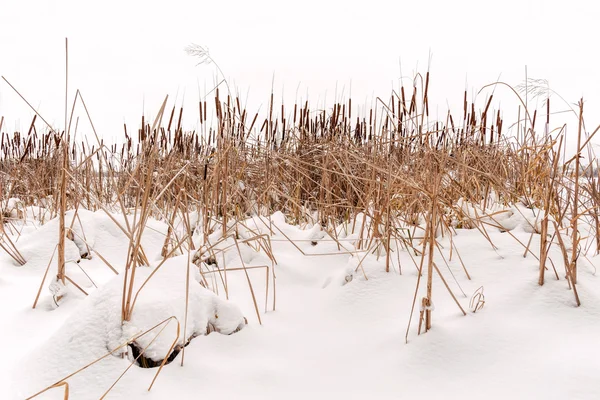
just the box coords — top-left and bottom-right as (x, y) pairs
(2, 209), (599, 399)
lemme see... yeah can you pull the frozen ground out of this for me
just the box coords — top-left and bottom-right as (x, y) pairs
(1, 210), (600, 399)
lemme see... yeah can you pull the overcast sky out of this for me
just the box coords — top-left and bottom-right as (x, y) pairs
(1, 0), (598, 151)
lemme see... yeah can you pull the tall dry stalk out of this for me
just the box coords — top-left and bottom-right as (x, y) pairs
(570, 100), (584, 284)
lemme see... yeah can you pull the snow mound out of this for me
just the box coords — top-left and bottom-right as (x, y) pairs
(121, 256), (247, 360)
(16, 215), (81, 269)
(12, 255), (246, 398)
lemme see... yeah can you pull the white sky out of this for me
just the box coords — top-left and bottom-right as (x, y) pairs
(1, 0), (598, 151)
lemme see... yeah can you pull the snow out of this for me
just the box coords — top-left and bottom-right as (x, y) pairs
(1, 211), (600, 399)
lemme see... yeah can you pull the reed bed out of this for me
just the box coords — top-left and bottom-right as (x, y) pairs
(2, 71), (598, 396)
(2, 75), (597, 289)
